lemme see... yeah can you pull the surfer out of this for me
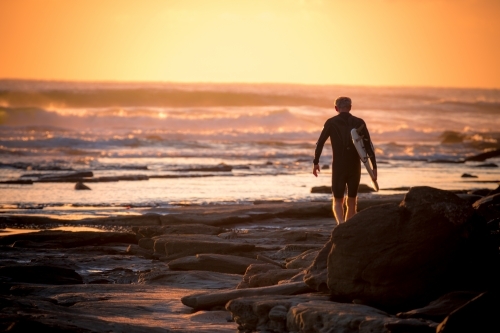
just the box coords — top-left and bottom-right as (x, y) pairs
(312, 96), (377, 223)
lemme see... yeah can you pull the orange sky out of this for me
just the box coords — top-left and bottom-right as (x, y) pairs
(1, 0), (499, 88)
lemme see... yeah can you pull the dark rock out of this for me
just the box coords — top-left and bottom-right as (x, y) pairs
(11, 240), (59, 248)
(173, 163), (232, 172)
(467, 188), (490, 196)
(227, 294), (437, 333)
(397, 291), (480, 322)
(285, 249), (319, 269)
(303, 238), (332, 293)
(287, 300), (437, 333)
(168, 254), (262, 275)
(97, 175), (149, 181)
(0, 179), (33, 184)
(440, 131), (465, 144)
(456, 194), (483, 206)
(0, 265), (83, 284)
(437, 291), (500, 332)
(126, 244), (156, 259)
(381, 186), (411, 191)
(151, 234), (255, 257)
(465, 148), (500, 162)
(75, 181), (91, 190)
(310, 186), (331, 194)
(182, 281), (313, 310)
(358, 183), (375, 193)
(237, 264), (302, 288)
(472, 193), (500, 222)
(137, 268), (241, 289)
(461, 173), (478, 178)
(88, 278), (114, 284)
(133, 224), (223, 239)
(38, 171), (94, 180)
(474, 163), (498, 168)
(0, 230), (137, 248)
(321, 164), (330, 170)
(226, 294), (329, 333)
(327, 186), (489, 310)
(489, 185), (500, 196)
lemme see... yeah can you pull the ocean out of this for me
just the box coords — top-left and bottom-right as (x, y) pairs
(0, 80), (499, 219)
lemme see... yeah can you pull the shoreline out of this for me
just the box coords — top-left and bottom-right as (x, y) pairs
(0, 194), (406, 229)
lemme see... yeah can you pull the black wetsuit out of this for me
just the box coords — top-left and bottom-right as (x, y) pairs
(313, 112), (376, 198)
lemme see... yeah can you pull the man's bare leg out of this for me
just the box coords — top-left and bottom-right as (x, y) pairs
(333, 197), (345, 224)
(345, 196), (358, 221)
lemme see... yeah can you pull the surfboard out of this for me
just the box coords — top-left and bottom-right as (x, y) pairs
(351, 126), (379, 192)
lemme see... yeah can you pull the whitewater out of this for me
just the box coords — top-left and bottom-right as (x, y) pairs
(0, 80), (499, 219)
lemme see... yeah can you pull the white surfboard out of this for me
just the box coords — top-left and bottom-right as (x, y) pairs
(351, 126), (379, 192)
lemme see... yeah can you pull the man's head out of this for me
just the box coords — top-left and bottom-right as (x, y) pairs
(334, 96), (352, 113)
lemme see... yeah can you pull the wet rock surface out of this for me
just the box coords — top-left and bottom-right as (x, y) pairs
(0, 190), (498, 332)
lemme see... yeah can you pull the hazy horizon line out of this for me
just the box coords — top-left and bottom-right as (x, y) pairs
(1, 77), (499, 91)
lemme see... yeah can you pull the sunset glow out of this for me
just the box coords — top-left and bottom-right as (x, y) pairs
(1, 0), (499, 88)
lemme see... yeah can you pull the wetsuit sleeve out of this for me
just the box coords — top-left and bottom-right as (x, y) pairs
(361, 121), (377, 169)
(313, 121), (331, 165)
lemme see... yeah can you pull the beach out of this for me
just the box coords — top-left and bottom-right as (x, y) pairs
(1, 81), (500, 332)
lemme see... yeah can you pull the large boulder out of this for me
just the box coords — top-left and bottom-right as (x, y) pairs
(327, 186), (489, 310)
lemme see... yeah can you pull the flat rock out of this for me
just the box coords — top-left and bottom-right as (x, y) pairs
(397, 291), (480, 322)
(0, 230), (137, 248)
(285, 249), (319, 270)
(133, 224), (224, 238)
(182, 281), (314, 310)
(287, 300), (437, 333)
(163, 239), (255, 258)
(0, 264), (83, 285)
(168, 254), (262, 275)
(237, 264), (302, 289)
(473, 193), (500, 222)
(437, 291), (500, 333)
(137, 268), (241, 289)
(1, 284), (238, 332)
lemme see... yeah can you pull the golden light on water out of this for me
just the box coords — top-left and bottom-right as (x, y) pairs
(1, 0), (499, 88)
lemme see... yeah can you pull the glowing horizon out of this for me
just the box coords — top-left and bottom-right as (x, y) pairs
(1, 0), (500, 89)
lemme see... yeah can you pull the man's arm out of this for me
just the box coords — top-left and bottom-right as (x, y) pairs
(313, 121), (331, 177)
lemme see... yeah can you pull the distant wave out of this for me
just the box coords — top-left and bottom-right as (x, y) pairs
(1, 79), (499, 111)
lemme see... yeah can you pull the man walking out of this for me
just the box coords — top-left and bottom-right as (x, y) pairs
(313, 97), (377, 223)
